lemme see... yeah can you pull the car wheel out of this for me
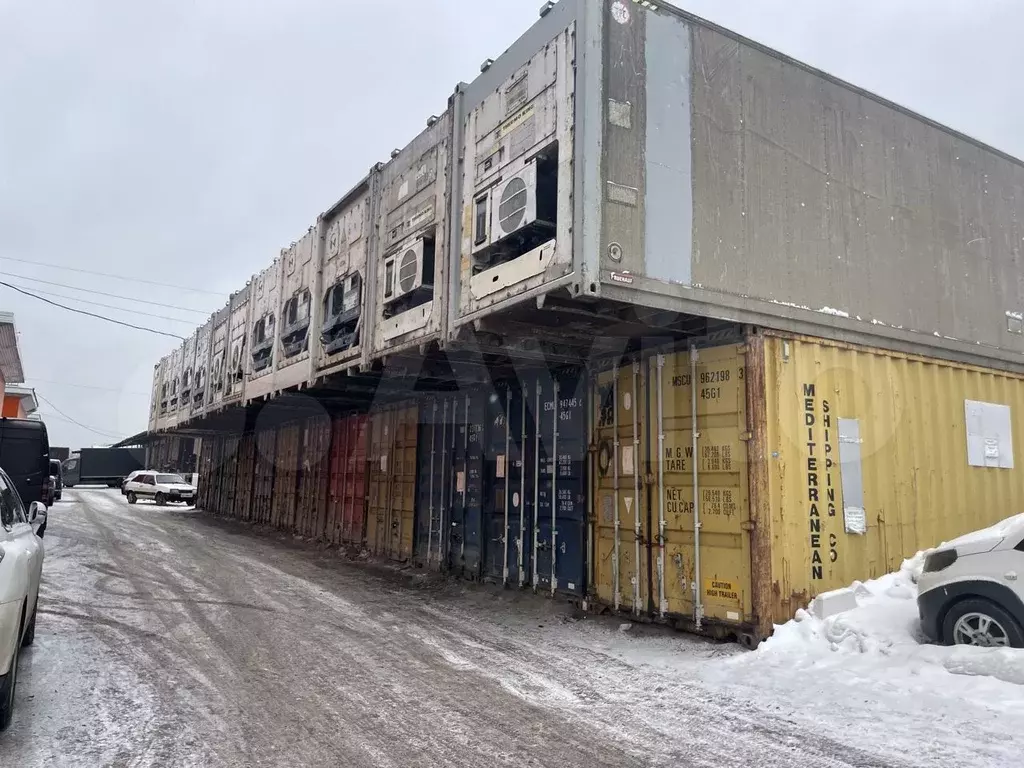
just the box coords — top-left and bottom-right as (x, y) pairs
(21, 600), (36, 648)
(155, 493), (167, 507)
(942, 598), (1024, 648)
(127, 491), (138, 505)
(0, 609), (22, 731)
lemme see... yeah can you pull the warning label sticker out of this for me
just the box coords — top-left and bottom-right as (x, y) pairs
(704, 579), (740, 603)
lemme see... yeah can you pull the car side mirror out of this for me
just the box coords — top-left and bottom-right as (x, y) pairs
(29, 501), (47, 522)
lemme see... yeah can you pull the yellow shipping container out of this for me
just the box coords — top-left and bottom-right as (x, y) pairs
(759, 333), (1024, 632)
(366, 403), (419, 561)
(590, 332), (1024, 643)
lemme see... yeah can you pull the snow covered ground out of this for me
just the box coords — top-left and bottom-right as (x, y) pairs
(8, 490), (1024, 767)
(593, 543), (1024, 767)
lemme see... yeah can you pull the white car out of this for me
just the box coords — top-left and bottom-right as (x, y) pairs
(124, 472), (196, 506)
(0, 467), (45, 731)
(917, 514), (1024, 648)
(120, 469), (153, 495)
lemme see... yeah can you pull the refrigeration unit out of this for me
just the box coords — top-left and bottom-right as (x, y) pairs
(318, 175), (374, 374)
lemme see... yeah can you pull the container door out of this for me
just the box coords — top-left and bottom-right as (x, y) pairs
(343, 414), (369, 546)
(368, 406), (418, 561)
(534, 372), (587, 597)
(297, 417), (330, 539)
(483, 385), (524, 585)
(253, 429), (277, 525)
(235, 434), (256, 522)
(448, 393), (485, 578)
(592, 362), (649, 614)
(652, 345), (752, 625)
(416, 399), (449, 569)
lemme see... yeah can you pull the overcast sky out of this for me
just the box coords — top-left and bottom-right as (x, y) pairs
(2, 0), (1022, 449)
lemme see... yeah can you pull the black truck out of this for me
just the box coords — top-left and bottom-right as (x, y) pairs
(63, 447), (145, 488)
(0, 417), (50, 508)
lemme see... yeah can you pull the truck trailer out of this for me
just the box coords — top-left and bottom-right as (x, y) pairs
(63, 448), (146, 488)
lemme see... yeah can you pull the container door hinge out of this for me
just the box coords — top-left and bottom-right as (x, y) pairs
(740, 431), (754, 442)
(740, 521), (756, 532)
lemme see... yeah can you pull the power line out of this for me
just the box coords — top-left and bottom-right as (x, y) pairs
(4, 282), (199, 325)
(0, 271), (212, 315)
(0, 281), (185, 339)
(0, 254), (226, 297)
(25, 377), (150, 396)
(36, 394), (124, 439)
(37, 410), (123, 439)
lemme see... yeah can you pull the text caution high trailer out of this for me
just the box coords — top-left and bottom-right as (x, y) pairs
(591, 331), (1024, 643)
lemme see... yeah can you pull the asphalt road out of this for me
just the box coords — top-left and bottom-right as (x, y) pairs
(3, 489), (928, 767)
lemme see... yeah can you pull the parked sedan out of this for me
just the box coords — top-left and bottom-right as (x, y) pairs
(918, 514), (1024, 648)
(0, 466), (45, 730)
(124, 472), (196, 506)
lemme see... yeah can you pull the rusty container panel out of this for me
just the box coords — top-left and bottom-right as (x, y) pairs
(272, 423), (302, 531)
(253, 429), (277, 525)
(296, 415), (332, 540)
(197, 436), (222, 512)
(220, 436), (241, 517)
(366, 404), (419, 561)
(326, 414), (369, 546)
(235, 434), (257, 522)
(652, 345), (751, 626)
(592, 362), (650, 615)
(761, 333), (1024, 628)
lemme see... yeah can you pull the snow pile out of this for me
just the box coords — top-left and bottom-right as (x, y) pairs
(745, 550), (1024, 692)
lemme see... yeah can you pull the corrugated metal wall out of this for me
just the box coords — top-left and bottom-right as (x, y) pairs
(235, 434), (257, 523)
(760, 333), (1024, 626)
(296, 416), (331, 539)
(326, 414), (369, 547)
(366, 405), (419, 561)
(253, 429), (276, 525)
(271, 424), (301, 530)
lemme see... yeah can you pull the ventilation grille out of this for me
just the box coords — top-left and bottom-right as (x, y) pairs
(498, 177), (529, 234)
(398, 249), (419, 294)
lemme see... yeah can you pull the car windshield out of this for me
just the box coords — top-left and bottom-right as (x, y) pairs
(156, 474), (187, 485)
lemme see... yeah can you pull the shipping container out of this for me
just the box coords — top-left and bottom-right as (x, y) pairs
(366, 404), (418, 560)
(325, 413), (369, 547)
(191, 318), (214, 418)
(415, 374), (588, 596)
(247, 261), (282, 402)
(271, 423), (301, 530)
(149, 358), (165, 432)
(584, 2), (1024, 369)
(755, 333), (1024, 631)
(197, 436), (221, 512)
(234, 433), (257, 522)
(415, 392), (487, 578)
(163, 346), (183, 428)
(452, 10), (576, 326)
(275, 225), (319, 391)
(318, 177), (375, 376)
(225, 287), (252, 404)
(589, 330), (1024, 641)
(252, 429), (277, 524)
(207, 304), (231, 411)
(178, 332), (198, 425)
(372, 111), (452, 359)
(295, 415), (331, 539)
(219, 436), (241, 514)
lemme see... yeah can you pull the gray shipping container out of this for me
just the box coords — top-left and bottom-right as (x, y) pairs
(450, 0), (1024, 371)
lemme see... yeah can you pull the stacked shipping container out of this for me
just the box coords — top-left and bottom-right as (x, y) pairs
(159, 0), (1024, 640)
